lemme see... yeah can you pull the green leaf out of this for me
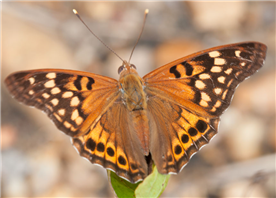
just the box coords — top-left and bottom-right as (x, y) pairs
(108, 165), (170, 198)
(135, 166), (170, 198)
(108, 170), (141, 198)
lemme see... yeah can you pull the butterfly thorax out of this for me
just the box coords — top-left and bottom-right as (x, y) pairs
(119, 73), (146, 111)
(119, 63), (150, 155)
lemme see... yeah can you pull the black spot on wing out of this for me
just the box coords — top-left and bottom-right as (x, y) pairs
(188, 127), (198, 136)
(87, 77), (95, 90)
(196, 120), (207, 133)
(181, 134), (189, 143)
(97, 142), (105, 152)
(174, 145), (182, 155)
(107, 147), (115, 157)
(86, 138), (96, 151)
(118, 156), (126, 165)
(182, 62), (193, 76)
(74, 75), (82, 90)
(170, 66), (181, 78)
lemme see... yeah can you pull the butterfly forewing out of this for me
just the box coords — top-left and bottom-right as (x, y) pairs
(5, 69), (120, 137)
(5, 68), (148, 183)
(144, 42), (267, 174)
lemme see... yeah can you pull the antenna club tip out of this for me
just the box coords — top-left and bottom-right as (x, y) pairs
(73, 9), (78, 14)
(145, 9), (149, 14)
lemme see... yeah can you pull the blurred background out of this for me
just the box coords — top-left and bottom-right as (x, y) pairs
(1, 1), (275, 197)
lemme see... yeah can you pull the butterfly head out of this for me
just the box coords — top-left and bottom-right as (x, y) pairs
(118, 60), (138, 77)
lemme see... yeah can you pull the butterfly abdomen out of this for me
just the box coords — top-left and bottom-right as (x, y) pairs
(119, 72), (150, 155)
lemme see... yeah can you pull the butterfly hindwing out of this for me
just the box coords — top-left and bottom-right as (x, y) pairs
(72, 102), (148, 183)
(144, 42), (267, 174)
(148, 97), (219, 174)
(5, 69), (120, 137)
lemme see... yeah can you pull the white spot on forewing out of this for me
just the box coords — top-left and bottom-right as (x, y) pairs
(51, 87), (61, 95)
(44, 80), (55, 88)
(195, 80), (206, 90)
(64, 121), (72, 128)
(62, 91), (73, 98)
(58, 109), (65, 116)
(211, 66), (222, 73)
(210, 107), (216, 112)
(71, 109), (79, 120)
(28, 90), (34, 95)
(75, 116), (83, 125)
(214, 58), (226, 65)
(214, 100), (222, 108)
(218, 76), (226, 84)
(200, 100), (209, 107)
(241, 62), (246, 66)
(46, 72), (56, 79)
(201, 92), (211, 102)
(50, 98), (59, 106)
(224, 68), (233, 75)
(42, 93), (50, 99)
(214, 88), (222, 95)
(29, 77), (35, 85)
(209, 51), (221, 58)
(70, 96), (80, 107)
(199, 73), (211, 80)
(235, 50), (241, 57)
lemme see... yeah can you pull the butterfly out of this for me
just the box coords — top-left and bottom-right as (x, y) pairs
(5, 41), (267, 183)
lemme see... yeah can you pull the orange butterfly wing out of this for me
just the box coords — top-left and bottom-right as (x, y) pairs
(5, 69), (119, 137)
(143, 42), (267, 174)
(5, 69), (148, 182)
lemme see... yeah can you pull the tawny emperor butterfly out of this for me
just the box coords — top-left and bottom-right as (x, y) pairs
(5, 10), (267, 183)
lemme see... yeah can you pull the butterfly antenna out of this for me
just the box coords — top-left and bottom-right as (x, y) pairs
(128, 9), (149, 64)
(73, 9), (124, 62)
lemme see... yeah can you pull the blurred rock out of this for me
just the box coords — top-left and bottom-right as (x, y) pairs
(188, 2), (246, 33)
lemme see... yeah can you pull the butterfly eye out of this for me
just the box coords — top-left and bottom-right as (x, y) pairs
(118, 65), (124, 74)
(130, 64), (137, 69)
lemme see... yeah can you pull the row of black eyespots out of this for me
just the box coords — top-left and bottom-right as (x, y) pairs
(74, 75), (95, 91)
(174, 120), (208, 155)
(169, 62), (194, 78)
(86, 138), (127, 166)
